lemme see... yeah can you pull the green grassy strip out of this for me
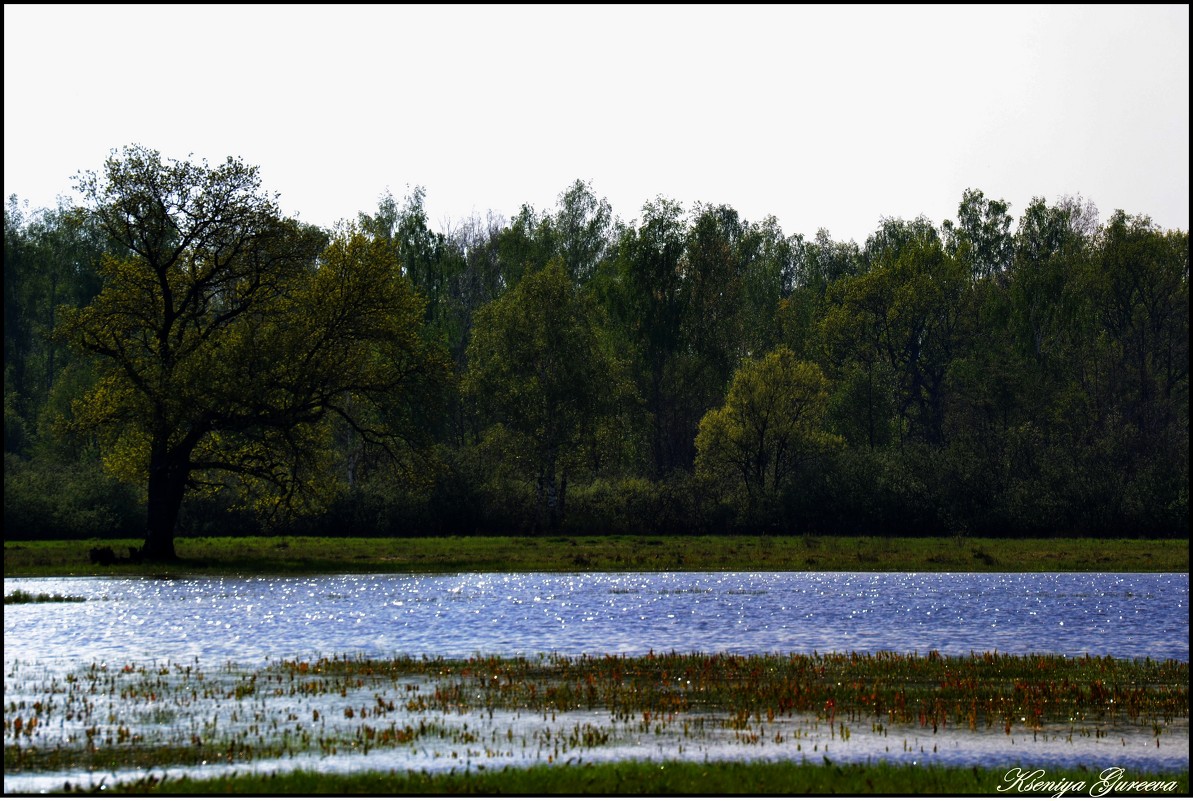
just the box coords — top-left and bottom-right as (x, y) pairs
(4, 534), (1188, 577)
(87, 760), (1191, 795)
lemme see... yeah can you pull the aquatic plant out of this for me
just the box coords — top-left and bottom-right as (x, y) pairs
(282, 650), (1189, 731)
(4, 651), (1186, 778)
(3, 590), (86, 604)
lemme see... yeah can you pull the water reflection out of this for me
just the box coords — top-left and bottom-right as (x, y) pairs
(4, 571), (1188, 791)
(4, 571), (1187, 667)
(6, 706), (1188, 794)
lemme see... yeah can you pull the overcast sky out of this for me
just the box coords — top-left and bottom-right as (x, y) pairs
(4, 4), (1188, 243)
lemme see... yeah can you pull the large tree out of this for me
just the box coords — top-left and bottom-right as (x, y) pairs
(943, 188), (1014, 281)
(822, 217), (969, 446)
(59, 145), (448, 559)
(695, 346), (839, 522)
(464, 261), (631, 530)
(602, 197), (688, 477)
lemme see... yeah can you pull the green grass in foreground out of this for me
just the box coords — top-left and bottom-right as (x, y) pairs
(88, 760), (1189, 796)
(4, 534), (1189, 577)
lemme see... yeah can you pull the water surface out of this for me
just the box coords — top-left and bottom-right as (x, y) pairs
(3, 571), (1187, 792)
(4, 571), (1187, 666)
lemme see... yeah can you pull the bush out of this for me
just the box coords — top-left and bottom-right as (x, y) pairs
(3, 452), (142, 539)
(567, 477), (660, 535)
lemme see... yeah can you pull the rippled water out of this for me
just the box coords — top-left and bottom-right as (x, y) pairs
(3, 571), (1188, 791)
(4, 571), (1188, 666)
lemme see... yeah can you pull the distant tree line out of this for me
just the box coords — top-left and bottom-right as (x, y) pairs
(4, 146), (1188, 555)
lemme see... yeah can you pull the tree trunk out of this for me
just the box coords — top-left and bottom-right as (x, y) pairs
(558, 467), (568, 529)
(538, 445), (562, 531)
(143, 439), (189, 561)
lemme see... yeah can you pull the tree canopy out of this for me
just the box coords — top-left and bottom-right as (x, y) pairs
(3, 149), (1187, 546)
(54, 145), (449, 558)
(464, 261), (633, 530)
(696, 346), (839, 528)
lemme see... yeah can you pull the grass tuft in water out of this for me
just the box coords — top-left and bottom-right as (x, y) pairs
(3, 589), (86, 604)
(5, 651), (1186, 776)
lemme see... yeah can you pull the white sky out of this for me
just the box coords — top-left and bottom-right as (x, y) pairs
(4, 4), (1189, 244)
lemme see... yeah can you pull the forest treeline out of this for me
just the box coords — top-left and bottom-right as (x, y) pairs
(4, 146), (1188, 552)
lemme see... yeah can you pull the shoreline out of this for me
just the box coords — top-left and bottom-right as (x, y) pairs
(4, 534), (1188, 578)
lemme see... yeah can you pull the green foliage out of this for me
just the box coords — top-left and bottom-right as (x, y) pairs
(465, 262), (637, 530)
(553, 179), (616, 285)
(54, 146), (449, 557)
(601, 197), (689, 475)
(567, 477), (664, 536)
(4, 158), (1188, 540)
(3, 453), (141, 539)
(561, 471), (708, 537)
(4, 196), (106, 453)
(823, 217), (970, 446)
(943, 187), (1015, 279)
(696, 347), (841, 530)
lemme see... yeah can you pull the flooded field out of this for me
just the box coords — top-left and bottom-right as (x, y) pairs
(4, 572), (1188, 791)
(4, 571), (1188, 664)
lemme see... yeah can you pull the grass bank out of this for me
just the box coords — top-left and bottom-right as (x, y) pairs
(88, 760), (1190, 795)
(3, 534), (1187, 577)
